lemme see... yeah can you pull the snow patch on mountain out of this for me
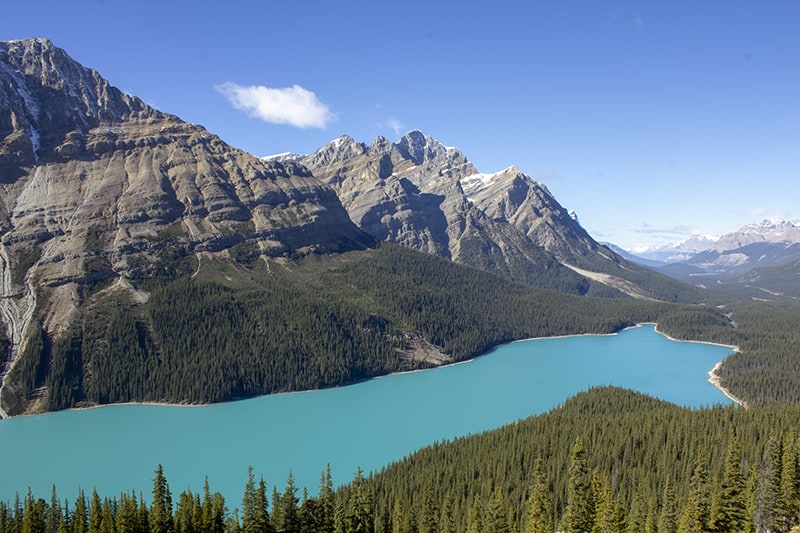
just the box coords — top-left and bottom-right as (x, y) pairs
(460, 166), (516, 194)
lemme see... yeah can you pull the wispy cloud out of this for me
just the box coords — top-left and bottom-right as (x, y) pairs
(385, 117), (404, 136)
(215, 82), (335, 129)
(631, 224), (708, 240)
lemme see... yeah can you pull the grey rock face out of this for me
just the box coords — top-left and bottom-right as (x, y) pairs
(301, 131), (606, 289)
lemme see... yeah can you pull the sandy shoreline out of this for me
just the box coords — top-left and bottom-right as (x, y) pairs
(707, 361), (748, 408)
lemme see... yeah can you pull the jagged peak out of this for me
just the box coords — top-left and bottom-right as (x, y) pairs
(737, 218), (800, 235)
(369, 135), (392, 153)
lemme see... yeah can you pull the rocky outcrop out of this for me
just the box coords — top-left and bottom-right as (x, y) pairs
(0, 38), (373, 414)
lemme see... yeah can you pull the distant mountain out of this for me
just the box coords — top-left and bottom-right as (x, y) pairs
(634, 235), (719, 264)
(299, 132), (700, 301)
(602, 243), (667, 268)
(619, 219), (800, 296)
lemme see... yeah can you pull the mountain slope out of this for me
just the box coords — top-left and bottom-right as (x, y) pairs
(0, 38), (373, 414)
(300, 132), (704, 301)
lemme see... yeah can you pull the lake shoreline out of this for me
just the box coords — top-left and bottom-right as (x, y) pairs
(648, 322), (745, 408)
(2, 323), (739, 419)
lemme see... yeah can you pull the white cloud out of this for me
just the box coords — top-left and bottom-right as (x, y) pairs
(385, 117), (404, 136)
(216, 82), (334, 129)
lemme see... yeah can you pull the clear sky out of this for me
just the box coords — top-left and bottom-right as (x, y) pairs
(3, 0), (798, 251)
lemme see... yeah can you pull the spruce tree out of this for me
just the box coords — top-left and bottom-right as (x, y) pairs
(715, 434), (747, 533)
(781, 430), (799, 530)
(564, 438), (593, 533)
(347, 467), (374, 533)
(658, 478), (678, 533)
(760, 433), (786, 533)
(486, 487), (511, 533)
(418, 481), (438, 533)
(524, 457), (551, 533)
(677, 456), (711, 533)
(45, 486), (62, 533)
(72, 490), (88, 533)
(440, 493), (457, 533)
(466, 496), (484, 533)
(151, 464), (174, 533)
(241, 467), (272, 533)
(318, 465), (336, 533)
(279, 471), (299, 533)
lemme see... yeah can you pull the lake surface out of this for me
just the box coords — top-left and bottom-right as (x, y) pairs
(0, 324), (732, 504)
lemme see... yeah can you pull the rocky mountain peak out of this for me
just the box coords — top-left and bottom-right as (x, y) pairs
(393, 130), (462, 168)
(1, 38), (160, 171)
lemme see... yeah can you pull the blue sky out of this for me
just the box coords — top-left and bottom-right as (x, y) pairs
(3, 0), (798, 251)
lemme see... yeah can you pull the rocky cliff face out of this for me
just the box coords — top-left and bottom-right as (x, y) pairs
(300, 131), (627, 292)
(0, 38), (372, 415)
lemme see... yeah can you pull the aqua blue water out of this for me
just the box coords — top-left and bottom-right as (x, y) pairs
(0, 325), (732, 504)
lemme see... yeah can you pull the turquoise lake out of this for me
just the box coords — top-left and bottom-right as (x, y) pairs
(0, 324), (733, 504)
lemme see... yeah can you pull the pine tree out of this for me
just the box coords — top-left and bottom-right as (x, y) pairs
(658, 478), (677, 533)
(116, 492), (140, 533)
(347, 467), (374, 533)
(440, 493), (457, 533)
(241, 467), (272, 533)
(137, 492), (150, 533)
(270, 487), (282, 532)
(391, 499), (410, 533)
(279, 471), (299, 533)
(22, 489), (46, 533)
(781, 430), (799, 531)
(564, 438), (593, 533)
(72, 490), (88, 533)
(98, 499), (115, 533)
(466, 496), (484, 533)
(715, 434), (747, 533)
(88, 489), (102, 533)
(524, 458), (551, 533)
(418, 481), (438, 533)
(644, 494), (658, 533)
(318, 465), (336, 533)
(298, 487), (318, 533)
(760, 433), (786, 533)
(486, 487), (511, 533)
(593, 473), (625, 533)
(47, 486), (62, 533)
(151, 464), (174, 533)
(678, 455), (711, 533)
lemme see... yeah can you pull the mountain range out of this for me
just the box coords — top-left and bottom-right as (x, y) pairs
(0, 38), (712, 415)
(620, 219), (800, 297)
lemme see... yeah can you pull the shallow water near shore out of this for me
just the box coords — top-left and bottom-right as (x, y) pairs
(0, 324), (732, 503)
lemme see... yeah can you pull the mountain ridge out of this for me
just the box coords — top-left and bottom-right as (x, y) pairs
(299, 131), (703, 301)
